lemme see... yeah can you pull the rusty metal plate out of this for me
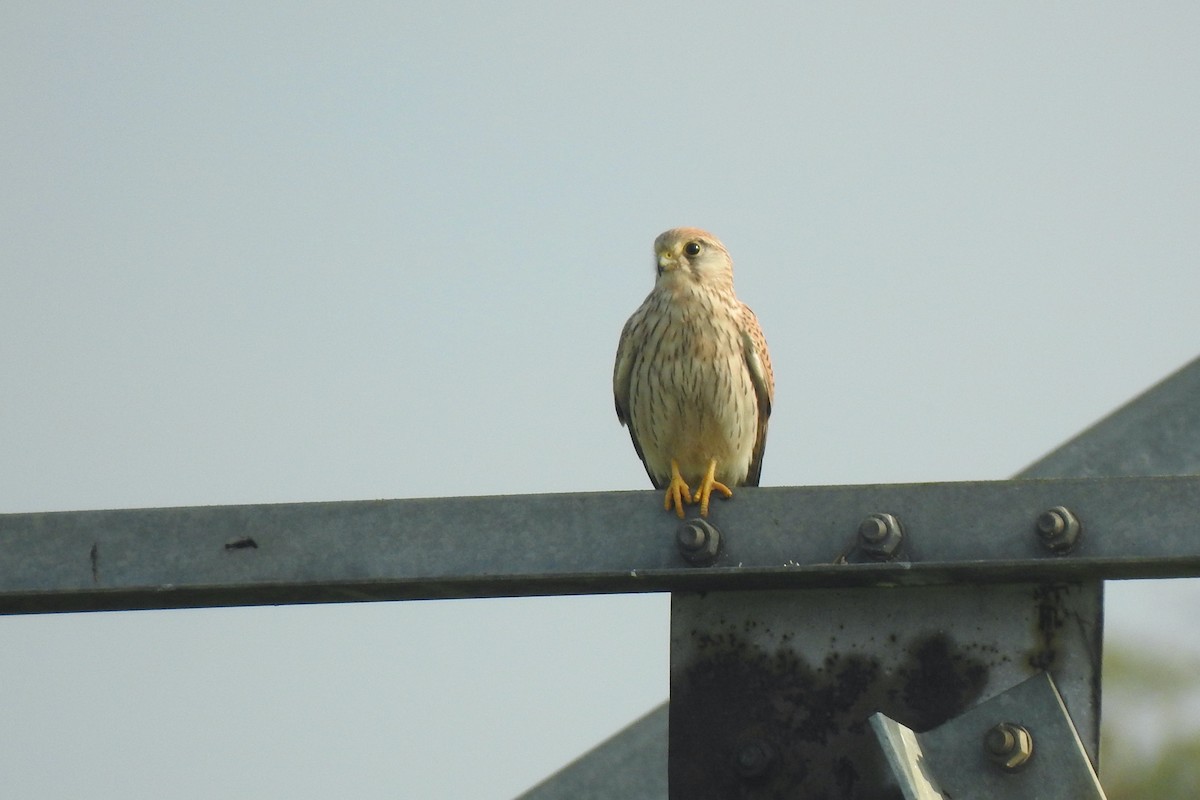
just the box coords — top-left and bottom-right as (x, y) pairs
(669, 582), (1102, 799)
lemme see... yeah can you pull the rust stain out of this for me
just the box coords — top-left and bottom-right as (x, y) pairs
(671, 629), (990, 800)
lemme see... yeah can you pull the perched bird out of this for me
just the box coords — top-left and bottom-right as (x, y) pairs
(613, 227), (774, 518)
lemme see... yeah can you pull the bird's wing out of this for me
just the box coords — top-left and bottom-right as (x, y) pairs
(614, 312), (662, 488)
(740, 303), (774, 486)
(613, 316), (635, 426)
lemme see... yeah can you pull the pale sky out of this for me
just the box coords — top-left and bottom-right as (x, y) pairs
(3, 3), (1200, 798)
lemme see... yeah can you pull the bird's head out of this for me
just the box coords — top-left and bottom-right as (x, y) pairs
(653, 227), (734, 289)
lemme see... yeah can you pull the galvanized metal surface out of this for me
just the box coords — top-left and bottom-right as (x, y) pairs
(1020, 354), (1200, 479)
(870, 715), (945, 800)
(2, 475), (1200, 614)
(668, 583), (1102, 799)
(520, 357), (1200, 800)
(873, 673), (1106, 799)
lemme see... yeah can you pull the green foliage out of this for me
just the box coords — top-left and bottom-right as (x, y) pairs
(1100, 645), (1200, 798)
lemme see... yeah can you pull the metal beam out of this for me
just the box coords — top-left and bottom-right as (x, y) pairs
(515, 355), (1200, 800)
(871, 673), (1106, 799)
(1020, 354), (1200, 478)
(668, 583), (1102, 798)
(517, 704), (668, 800)
(3, 474), (1200, 614)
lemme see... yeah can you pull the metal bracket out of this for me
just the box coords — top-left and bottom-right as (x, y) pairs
(871, 672), (1106, 799)
(668, 582), (1102, 798)
(517, 355), (1200, 799)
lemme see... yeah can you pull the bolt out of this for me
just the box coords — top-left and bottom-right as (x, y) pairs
(734, 738), (776, 780)
(859, 516), (888, 543)
(1036, 506), (1081, 553)
(984, 722), (1033, 771)
(857, 513), (903, 560)
(676, 518), (721, 566)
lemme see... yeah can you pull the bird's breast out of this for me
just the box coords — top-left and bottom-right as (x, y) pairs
(626, 291), (758, 485)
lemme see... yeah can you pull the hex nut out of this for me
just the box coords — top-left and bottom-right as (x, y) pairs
(677, 519), (721, 566)
(734, 738), (776, 780)
(1036, 506), (1081, 553)
(857, 513), (903, 560)
(984, 722), (1034, 771)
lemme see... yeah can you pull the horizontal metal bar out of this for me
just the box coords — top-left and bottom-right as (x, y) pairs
(520, 357), (1200, 800)
(2, 475), (1200, 614)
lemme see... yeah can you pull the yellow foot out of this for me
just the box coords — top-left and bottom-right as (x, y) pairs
(692, 458), (733, 517)
(663, 459), (693, 519)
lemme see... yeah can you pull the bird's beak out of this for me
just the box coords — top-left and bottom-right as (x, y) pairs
(656, 251), (677, 275)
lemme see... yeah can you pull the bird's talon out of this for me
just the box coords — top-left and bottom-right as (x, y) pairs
(693, 458), (734, 517)
(665, 488), (688, 518)
(663, 459), (692, 518)
(693, 482), (733, 504)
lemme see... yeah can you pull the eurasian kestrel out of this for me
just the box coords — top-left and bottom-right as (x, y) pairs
(613, 227), (774, 518)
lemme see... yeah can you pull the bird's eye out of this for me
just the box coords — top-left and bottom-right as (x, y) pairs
(684, 241), (702, 256)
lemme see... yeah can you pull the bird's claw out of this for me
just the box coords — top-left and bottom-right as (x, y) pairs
(664, 459), (693, 519)
(693, 459), (733, 517)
